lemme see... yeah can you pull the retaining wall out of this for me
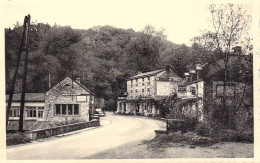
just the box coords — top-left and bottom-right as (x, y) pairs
(25, 119), (100, 140)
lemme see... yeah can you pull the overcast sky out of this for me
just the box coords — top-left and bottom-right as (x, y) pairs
(3, 0), (253, 45)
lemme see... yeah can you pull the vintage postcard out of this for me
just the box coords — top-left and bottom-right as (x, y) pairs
(0, 0), (259, 162)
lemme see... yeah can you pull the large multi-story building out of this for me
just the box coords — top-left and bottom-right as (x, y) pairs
(117, 68), (182, 116)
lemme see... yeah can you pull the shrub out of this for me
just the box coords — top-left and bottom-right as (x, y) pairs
(183, 117), (199, 132)
(195, 122), (213, 137)
(6, 132), (31, 146)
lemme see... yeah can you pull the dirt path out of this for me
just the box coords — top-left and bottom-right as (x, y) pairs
(87, 141), (253, 159)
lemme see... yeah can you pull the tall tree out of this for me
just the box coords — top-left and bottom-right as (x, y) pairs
(192, 3), (252, 125)
(127, 25), (167, 72)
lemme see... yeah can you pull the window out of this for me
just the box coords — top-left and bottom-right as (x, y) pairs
(216, 84), (235, 97)
(131, 90), (133, 94)
(55, 104), (80, 116)
(62, 104), (66, 115)
(147, 77), (150, 84)
(27, 107), (36, 117)
(136, 79), (138, 86)
(68, 104), (73, 115)
(74, 104), (79, 115)
(142, 89), (144, 95)
(191, 87), (196, 95)
(135, 89), (138, 93)
(147, 88), (150, 95)
(131, 80), (133, 87)
(38, 111), (43, 118)
(9, 107), (20, 117)
(142, 78), (144, 85)
(56, 104), (61, 115)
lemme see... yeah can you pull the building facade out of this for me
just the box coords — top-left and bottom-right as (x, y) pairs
(6, 77), (95, 123)
(117, 69), (182, 116)
(6, 93), (45, 121)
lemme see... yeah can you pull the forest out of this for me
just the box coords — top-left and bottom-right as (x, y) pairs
(5, 4), (252, 111)
(5, 23), (212, 110)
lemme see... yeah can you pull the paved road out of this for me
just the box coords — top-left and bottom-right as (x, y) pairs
(7, 112), (165, 160)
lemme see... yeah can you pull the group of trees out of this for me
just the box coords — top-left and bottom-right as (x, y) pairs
(5, 24), (205, 110)
(5, 4), (252, 115)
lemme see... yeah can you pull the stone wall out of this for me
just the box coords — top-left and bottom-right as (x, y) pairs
(45, 77), (93, 122)
(25, 119), (100, 140)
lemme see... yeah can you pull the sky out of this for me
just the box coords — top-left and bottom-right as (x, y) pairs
(2, 0), (253, 45)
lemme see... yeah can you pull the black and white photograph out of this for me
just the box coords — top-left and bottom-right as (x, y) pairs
(0, 0), (259, 161)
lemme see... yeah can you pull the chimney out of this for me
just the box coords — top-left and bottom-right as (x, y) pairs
(233, 46), (242, 55)
(189, 70), (196, 81)
(196, 64), (202, 79)
(75, 78), (81, 83)
(184, 72), (189, 81)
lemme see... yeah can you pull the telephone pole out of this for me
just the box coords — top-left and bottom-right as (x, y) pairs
(19, 14), (31, 132)
(6, 15), (30, 132)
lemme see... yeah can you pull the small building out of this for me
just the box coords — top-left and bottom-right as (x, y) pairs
(117, 68), (182, 116)
(6, 77), (95, 126)
(6, 93), (45, 121)
(45, 77), (95, 122)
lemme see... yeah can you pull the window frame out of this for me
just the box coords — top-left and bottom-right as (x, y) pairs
(55, 104), (80, 116)
(216, 83), (236, 98)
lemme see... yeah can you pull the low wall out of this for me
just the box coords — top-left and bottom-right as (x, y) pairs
(25, 119), (100, 140)
(154, 130), (167, 137)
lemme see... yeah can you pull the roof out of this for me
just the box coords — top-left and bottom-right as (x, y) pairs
(6, 93), (45, 102)
(127, 69), (165, 80)
(46, 76), (95, 96)
(73, 80), (95, 96)
(7, 120), (52, 131)
(181, 79), (204, 87)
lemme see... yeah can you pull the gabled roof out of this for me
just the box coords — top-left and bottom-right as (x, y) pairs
(46, 76), (95, 96)
(74, 80), (95, 96)
(128, 69), (165, 80)
(5, 93), (45, 102)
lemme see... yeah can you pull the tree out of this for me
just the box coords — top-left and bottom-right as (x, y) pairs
(192, 3), (252, 126)
(127, 25), (167, 72)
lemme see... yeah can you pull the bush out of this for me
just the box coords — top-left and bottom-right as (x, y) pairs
(195, 122), (213, 137)
(6, 132), (31, 146)
(144, 131), (215, 147)
(183, 117), (199, 132)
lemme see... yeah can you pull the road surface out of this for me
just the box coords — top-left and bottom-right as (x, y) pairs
(7, 112), (165, 160)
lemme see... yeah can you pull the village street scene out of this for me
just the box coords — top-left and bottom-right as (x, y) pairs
(3, 0), (255, 160)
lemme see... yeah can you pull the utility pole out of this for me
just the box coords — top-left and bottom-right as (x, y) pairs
(19, 14), (31, 132)
(6, 15), (29, 132)
(48, 74), (51, 89)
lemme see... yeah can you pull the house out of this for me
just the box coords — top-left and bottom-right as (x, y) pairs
(6, 93), (45, 121)
(172, 47), (252, 127)
(201, 51), (253, 129)
(45, 77), (95, 122)
(117, 68), (182, 116)
(6, 77), (95, 128)
(174, 65), (204, 121)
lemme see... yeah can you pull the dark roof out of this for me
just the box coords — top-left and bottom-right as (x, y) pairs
(127, 69), (165, 80)
(6, 93), (45, 102)
(181, 79), (204, 87)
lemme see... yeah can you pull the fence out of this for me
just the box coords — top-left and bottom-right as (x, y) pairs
(25, 119), (100, 140)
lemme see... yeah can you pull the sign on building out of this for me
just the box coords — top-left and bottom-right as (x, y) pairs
(76, 95), (87, 102)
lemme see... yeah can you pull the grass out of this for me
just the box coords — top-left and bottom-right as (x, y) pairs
(143, 128), (253, 149)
